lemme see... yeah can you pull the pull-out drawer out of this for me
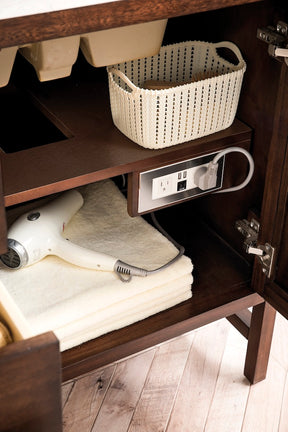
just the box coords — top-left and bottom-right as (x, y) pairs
(0, 292), (62, 431)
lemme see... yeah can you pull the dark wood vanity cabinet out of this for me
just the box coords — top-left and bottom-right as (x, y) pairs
(0, 0), (288, 430)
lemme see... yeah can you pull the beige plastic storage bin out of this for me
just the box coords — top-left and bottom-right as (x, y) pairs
(0, 21), (167, 85)
(19, 35), (80, 81)
(108, 40), (246, 149)
(0, 46), (18, 87)
(80, 19), (167, 67)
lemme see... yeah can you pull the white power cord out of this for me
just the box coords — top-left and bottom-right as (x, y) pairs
(194, 146), (254, 194)
(115, 212), (185, 282)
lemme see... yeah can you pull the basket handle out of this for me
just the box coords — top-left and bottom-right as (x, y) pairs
(108, 67), (139, 92)
(213, 41), (245, 68)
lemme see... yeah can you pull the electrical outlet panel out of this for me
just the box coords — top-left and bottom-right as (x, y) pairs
(137, 152), (225, 213)
(151, 163), (211, 200)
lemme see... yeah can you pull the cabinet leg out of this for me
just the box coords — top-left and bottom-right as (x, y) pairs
(244, 302), (276, 384)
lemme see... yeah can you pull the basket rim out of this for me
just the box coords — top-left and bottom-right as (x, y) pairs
(156, 40), (244, 68)
(108, 40), (246, 95)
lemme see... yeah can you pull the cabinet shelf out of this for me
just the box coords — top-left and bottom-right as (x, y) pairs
(62, 212), (262, 381)
(1, 73), (252, 206)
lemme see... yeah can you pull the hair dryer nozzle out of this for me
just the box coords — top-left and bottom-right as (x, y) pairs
(0, 239), (29, 269)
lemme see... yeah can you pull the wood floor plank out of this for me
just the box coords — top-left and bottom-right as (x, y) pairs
(166, 320), (230, 432)
(127, 333), (194, 432)
(63, 365), (116, 432)
(62, 381), (74, 409)
(279, 371), (288, 432)
(271, 312), (288, 371)
(62, 313), (288, 432)
(91, 349), (155, 432)
(204, 325), (250, 432)
(242, 357), (286, 432)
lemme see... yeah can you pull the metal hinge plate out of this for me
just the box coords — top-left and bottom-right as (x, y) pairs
(235, 218), (275, 278)
(257, 21), (288, 66)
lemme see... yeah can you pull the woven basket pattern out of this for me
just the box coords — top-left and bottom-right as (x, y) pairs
(108, 41), (246, 149)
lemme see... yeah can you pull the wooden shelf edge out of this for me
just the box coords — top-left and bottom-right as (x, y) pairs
(3, 125), (252, 206)
(0, 0), (263, 49)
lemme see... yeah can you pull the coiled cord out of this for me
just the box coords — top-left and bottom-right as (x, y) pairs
(214, 147), (254, 193)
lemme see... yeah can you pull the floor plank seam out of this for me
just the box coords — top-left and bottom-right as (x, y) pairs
(62, 381), (76, 410)
(164, 334), (196, 432)
(240, 381), (252, 432)
(277, 369), (288, 432)
(89, 365), (118, 432)
(202, 324), (232, 432)
(125, 347), (157, 432)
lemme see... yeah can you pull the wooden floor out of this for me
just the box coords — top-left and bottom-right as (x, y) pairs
(62, 312), (288, 432)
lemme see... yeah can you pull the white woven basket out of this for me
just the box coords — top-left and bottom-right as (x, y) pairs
(107, 41), (246, 149)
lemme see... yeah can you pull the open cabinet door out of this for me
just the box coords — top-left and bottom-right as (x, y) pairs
(252, 60), (288, 317)
(0, 332), (62, 432)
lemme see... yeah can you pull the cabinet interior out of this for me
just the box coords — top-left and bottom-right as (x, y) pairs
(0, 0), (285, 380)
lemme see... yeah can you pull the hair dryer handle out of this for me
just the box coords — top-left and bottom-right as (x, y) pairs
(55, 238), (118, 272)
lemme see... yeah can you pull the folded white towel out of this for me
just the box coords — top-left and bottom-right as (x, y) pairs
(29, 266), (192, 331)
(46, 273), (191, 349)
(0, 180), (193, 350)
(58, 286), (192, 351)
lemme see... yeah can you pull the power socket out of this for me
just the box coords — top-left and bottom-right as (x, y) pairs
(136, 151), (225, 213)
(153, 175), (173, 199)
(152, 163), (211, 199)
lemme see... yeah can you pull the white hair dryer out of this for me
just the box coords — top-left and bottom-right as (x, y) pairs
(0, 190), (149, 279)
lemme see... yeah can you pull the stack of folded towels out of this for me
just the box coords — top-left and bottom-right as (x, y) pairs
(0, 180), (193, 351)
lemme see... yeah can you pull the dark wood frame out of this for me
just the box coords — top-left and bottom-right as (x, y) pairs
(1, 0), (287, 429)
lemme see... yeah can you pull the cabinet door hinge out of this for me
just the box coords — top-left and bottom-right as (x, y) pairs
(257, 21), (288, 66)
(235, 218), (275, 278)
